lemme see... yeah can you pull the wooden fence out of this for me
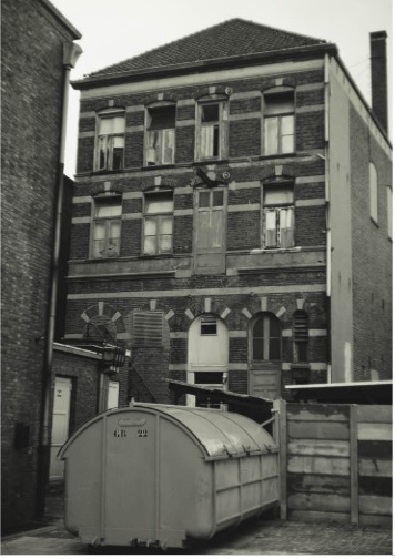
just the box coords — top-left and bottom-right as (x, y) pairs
(277, 402), (392, 527)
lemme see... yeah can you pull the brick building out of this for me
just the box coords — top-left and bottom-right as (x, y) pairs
(1, 0), (82, 532)
(65, 19), (392, 408)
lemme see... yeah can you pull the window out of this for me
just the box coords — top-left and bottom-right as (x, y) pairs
(132, 311), (163, 346)
(263, 184), (294, 249)
(91, 198), (122, 258)
(293, 310), (308, 363)
(200, 316), (217, 336)
(387, 186), (392, 239)
(96, 111), (125, 171)
(145, 105), (175, 165)
(264, 89), (295, 155)
(369, 162), (378, 223)
(196, 100), (226, 160)
(252, 314), (282, 361)
(143, 193), (173, 255)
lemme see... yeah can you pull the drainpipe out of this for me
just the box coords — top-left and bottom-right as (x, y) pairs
(37, 41), (82, 518)
(324, 53), (332, 384)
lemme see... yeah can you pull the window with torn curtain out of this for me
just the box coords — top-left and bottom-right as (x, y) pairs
(143, 193), (173, 255)
(196, 101), (227, 161)
(145, 105), (175, 165)
(96, 111), (125, 171)
(263, 184), (294, 249)
(91, 198), (122, 258)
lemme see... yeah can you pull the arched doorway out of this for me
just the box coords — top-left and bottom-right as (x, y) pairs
(187, 314), (228, 407)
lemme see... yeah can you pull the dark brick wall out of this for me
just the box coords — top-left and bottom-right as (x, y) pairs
(229, 119), (261, 157)
(1, 0), (78, 534)
(350, 107), (392, 380)
(175, 126), (195, 164)
(227, 211), (261, 250)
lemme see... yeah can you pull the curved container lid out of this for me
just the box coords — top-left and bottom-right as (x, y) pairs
(59, 403), (277, 461)
(132, 403), (276, 459)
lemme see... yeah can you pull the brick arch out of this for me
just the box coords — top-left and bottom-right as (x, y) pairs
(80, 302), (125, 333)
(88, 185), (123, 196)
(194, 86), (232, 100)
(144, 93), (177, 105)
(261, 78), (296, 92)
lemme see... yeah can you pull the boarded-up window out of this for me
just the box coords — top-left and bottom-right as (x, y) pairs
(132, 311), (163, 346)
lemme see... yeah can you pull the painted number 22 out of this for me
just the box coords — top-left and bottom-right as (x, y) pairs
(138, 429), (148, 438)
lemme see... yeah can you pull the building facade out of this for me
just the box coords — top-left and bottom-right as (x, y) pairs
(65, 20), (392, 407)
(1, 0), (81, 532)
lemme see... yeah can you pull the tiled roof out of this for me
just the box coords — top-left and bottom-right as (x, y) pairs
(87, 18), (328, 78)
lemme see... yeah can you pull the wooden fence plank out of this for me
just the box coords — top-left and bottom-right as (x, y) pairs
(288, 455), (349, 476)
(287, 403), (350, 421)
(356, 405), (393, 424)
(287, 509), (350, 524)
(358, 475), (392, 497)
(358, 458), (392, 477)
(358, 423), (392, 441)
(350, 405), (358, 524)
(358, 440), (392, 460)
(288, 493), (350, 512)
(287, 473), (350, 496)
(288, 421), (349, 440)
(288, 439), (350, 457)
(358, 495), (392, 516)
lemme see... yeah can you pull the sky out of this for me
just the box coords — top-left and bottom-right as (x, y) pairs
(49, 0), (393, 177)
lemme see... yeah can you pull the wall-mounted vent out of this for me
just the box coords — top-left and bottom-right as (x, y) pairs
(132, 311), (163, 347)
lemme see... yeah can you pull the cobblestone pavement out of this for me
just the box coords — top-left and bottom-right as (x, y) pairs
(2, 516), (393, 555)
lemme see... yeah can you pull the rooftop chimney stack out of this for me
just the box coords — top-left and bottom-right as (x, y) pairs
(370, 31), (388, 134)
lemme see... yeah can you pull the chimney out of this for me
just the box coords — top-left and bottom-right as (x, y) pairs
(370, 31), (388, 134)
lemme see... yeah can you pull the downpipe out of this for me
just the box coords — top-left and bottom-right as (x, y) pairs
(37, 42), (82, 518)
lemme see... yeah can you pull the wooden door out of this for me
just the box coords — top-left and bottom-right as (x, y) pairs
(250, 364), (281, 400)
(194, 188), (225, 275)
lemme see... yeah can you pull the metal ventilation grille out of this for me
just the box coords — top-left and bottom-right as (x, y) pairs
(293, 311), (308, 343)
(132, 311), (163, 346)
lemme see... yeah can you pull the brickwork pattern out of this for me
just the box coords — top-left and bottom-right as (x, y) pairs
(1, 0), (78, 534)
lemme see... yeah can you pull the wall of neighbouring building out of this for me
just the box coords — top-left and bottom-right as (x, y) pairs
(1, 0), (80, 534)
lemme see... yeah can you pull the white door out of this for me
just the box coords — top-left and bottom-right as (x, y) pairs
(50, 376), (72, 480)
(107, 381), (119, 409)
(187, 315), (228, 406)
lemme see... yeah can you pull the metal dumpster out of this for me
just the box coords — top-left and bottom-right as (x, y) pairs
(59, 403), (279, 549)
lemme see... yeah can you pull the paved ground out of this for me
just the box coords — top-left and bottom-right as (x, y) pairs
(2, 489), (393, 555)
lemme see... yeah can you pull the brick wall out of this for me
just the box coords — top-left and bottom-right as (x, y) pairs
(1, 0), (79, 534)
(350, 107), (392, 380)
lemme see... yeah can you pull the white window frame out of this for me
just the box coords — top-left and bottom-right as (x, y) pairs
(142, 192), (174, 255)
(95, 110), (125, 171)
(91, 198), (122, 259)
(262, 184), (295, 249)
(145, 103), (176, 166)
(195, 98), (227, 161)
(263, 88), (295, 156)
